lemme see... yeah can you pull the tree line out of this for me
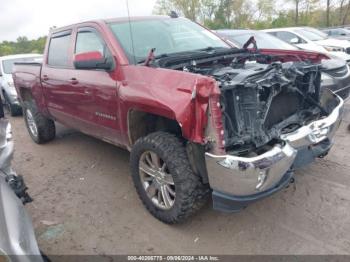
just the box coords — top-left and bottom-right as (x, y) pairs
(153, 0), (350, 30)
(0, 36), (46, 57)
(2, 1), (350, 56)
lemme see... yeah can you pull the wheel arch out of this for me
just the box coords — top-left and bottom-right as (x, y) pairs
(127, 109), (210, 184)
(127, 109), (182, 146)
(18, 87), (34, 102)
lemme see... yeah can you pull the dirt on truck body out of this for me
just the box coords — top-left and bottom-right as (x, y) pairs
(13, 15), (343, 223)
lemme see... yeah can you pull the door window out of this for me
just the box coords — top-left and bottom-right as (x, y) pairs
(74, 28), (114, 70)
(47, 31), (72, 67)
(75, 30), (105, 55)
(275, 31), (304, 44)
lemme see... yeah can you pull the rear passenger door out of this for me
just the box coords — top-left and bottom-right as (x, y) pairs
(41, 30), (79, 125)
(70, 26), (122, 144)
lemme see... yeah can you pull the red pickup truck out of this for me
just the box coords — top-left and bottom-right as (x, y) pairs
(13, 16), (344, 223)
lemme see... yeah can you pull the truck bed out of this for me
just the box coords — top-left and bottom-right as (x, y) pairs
(13, 62), (42, 92)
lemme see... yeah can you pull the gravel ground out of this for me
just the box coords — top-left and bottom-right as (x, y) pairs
(7, 100), (350, 256)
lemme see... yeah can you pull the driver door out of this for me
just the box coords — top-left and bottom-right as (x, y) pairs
(69, 26), (122, 144)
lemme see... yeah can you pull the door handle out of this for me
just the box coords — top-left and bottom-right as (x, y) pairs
(69, 78), (79, 85)
(42, 75), (49, 81)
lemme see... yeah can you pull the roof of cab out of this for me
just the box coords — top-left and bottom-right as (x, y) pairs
(50, 15), (172, 34)
(104, 15), (171, 23)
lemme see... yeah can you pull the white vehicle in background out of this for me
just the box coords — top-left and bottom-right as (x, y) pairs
(263, 27), (350, 63)
(0, 54), (42, 116)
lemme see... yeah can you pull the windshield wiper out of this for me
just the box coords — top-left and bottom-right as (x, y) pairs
(197, 46), (224, 51)
(138, 47), (233, 64)
(138, 50), (204, 64)
(144, 48), (156, 66)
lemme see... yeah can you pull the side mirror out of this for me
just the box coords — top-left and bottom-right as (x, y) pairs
(290, 37), (299, 44)
(74, 51), (113, 71)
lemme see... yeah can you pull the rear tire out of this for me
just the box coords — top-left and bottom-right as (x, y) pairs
(130, 131), (210, 224)
(8, 103), (22, 116)
(3, 92), (22, 116)
(23, 100), (55, 144)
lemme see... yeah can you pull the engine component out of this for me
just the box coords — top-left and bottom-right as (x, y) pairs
(156, 49), (324, 155)
(211, 61), (322, 153)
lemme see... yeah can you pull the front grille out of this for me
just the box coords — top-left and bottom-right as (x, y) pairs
(346, 47), (350, 54)
(324, 65), (349, 78)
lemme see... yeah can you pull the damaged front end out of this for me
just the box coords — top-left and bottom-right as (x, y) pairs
(203, 56), (343, 212)
(156, 48), (343, 212)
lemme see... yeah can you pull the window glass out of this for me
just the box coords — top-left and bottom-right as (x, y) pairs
(226, 32), (298, 50)
(275, 31), (300, 43)
(295, 29), (327, 41)
(48, 33), (71, 67)
(109, 18), (229, 63)
(75, 31), (104, 55)
(304, 27), (328, 38)
(328, 29), (337, 35)
(331, 28), (350, 36)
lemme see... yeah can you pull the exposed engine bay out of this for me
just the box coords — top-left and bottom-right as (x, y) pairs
(206, 61), (323, 153)
(155, 49), (333, 155)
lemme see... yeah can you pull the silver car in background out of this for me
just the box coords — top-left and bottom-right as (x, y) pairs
(0, 96), (44, 262)
(0, 54), (42, 116)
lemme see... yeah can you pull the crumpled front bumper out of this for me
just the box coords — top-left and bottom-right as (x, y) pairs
(205, 90), (344, 212)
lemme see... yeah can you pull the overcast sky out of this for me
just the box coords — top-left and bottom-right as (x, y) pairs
(0, 0), (157, 41)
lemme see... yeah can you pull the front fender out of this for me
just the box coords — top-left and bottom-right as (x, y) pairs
(120, 65), (219, 143)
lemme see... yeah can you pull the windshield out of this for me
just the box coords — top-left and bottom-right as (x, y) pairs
(2, 56), (42, 74)
(109, 18), (229, 63)
(295, 28), (327, 41)
(224, 32), (298, 50)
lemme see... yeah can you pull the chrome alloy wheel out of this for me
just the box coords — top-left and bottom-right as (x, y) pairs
(139, 151), (176, 210)
(26, 109), (38, 138)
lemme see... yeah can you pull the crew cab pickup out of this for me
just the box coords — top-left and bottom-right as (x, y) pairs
(13, 16), (344, 223)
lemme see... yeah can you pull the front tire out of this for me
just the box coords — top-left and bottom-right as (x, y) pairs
(130, 131), (209, 224)
(23, 100), (56, 144)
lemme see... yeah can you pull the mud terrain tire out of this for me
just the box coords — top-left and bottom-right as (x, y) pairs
(130, 131), (210, 224)
(23, 100), (55, 144)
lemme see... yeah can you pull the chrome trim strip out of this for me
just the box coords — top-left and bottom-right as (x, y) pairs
(205, 93), (344, 197)
(205, 143), (297, 196)
(280, 95), (344, 148)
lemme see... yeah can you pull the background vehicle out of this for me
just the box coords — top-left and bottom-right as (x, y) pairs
(13, 16), (343, 223)
(216, 29), (350, 99)
(0, 54), (42, 116)
(0, 95), (43, 262)
(263, 27), (350, 62)
(322, 28), (350, 40)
